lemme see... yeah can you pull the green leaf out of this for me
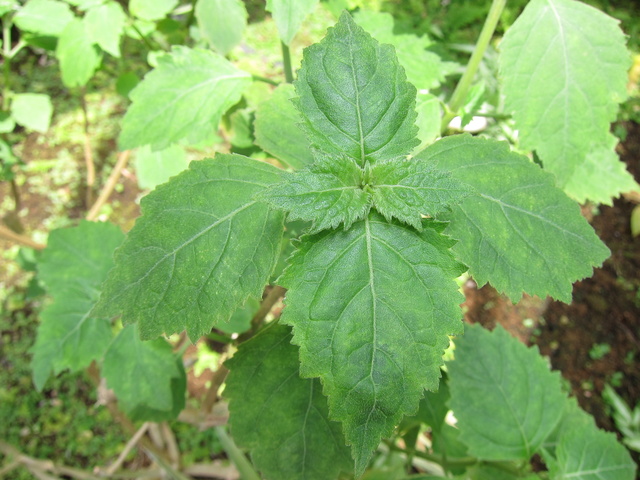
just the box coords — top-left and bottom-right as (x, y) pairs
(133, 144), (190, 190)
(56, 18), (101, 88)
(414, 375), (450, 433)
(225, 323), (352, 480)
(261, 154), (370, 233)
(280, 212), (465, 475)
(31, 221), (124, 391)
(0, 112), (16, 134)
(93, 155), (285, 341)
(216, 298), (258, 335)
(119, 46), (251, 150)
(549, 422), (636, 480)
(129, 0), (177, 21)
(14, 0), (74, 36)
(266, 0), (319, 46)
(414, 92), (442, 150)
(0, 1), (18, 16)
(499, 0), (632, 203)
(84, 1), (125, 57)
(10, 93), (53, 133)
(254, 84), (314, 169)
(368, 159), (471, 230)
(294, 12), (418, 167)
(103, 324), (185, 421)
(195, 0), (247, 55)
(415, 135), (610, 303)
(447, 324), (566, 461)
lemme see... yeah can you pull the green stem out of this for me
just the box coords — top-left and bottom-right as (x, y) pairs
(281, 41), (294, 83)
(252, 74), (280, 86)
(2, 13), (13, 111)
(441, 0), (506, 133)
(215, 427), (260, 480)
(385, 441), (477, 467)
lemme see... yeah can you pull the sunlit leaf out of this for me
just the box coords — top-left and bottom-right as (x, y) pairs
(195, 0), (247, 55)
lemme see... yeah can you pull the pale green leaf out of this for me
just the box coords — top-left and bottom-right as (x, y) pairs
(31, 221), (124, 391)
(499, 0), (631, 202)
(368, 159), (471, 230)
(11, 93), (53, 133)
(549, 422), (636, 480)
(84, 1), (125, 57)
(56, 18), (101, 88)
(133, 144), (190, 190)
(261, 154), (370, 233)
(129, 0), (177, 21)
(93, 155), (285, 341)
(415, 134), (610, 303)
(63, 0), (103, 9)
(280, 213), (465, 475)
(0, 1), (18, 16)
(195, 0), (247, 55)
(266, 0), (319, 46)
(103, 324), (185, 420)
(0, 112), (16, 133)
(225, 324), (352, 480)
(294, 12), (418, 167)
(415, 92), (442, 150)
(119, 46), (251, 150)
(14, 0), (73, 36)
(447, 324), (566, 461)
(254, 83), (314, 169)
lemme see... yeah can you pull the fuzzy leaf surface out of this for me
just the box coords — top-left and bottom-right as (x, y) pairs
(56, 18), (101, 88)
(415, 135), (610, 302)
(225, 324), (352, 480)
(499, 0), (632, 201)
(448, 324), (566, 461)
(369, 160), (471, 230)
(280, 212), (465, 475)
(294, 13), (418, 167)
(119, 46), (251, 150)
(195, 0), (246, 55)
(31, 221), (124, 391)
(14, 0), (73, 36)
(254, 84), (314, 169)
(266, 0), (319, 45)
(93, 155), (284, 340)
(261, 155), (369, 233)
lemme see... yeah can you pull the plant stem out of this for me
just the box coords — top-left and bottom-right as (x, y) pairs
(215, 426), (260, 480)
(251, 74), (280, 86)
(237, 285), (286, 343)
(79, 88), (95, 207)
(385, 441), (477, 467)
(441, 0), (506, 133)
(2, 13), (13, 111)
(86, 150), (131, 221)
(281, 41), (294, 83)
(0, 224), (45, 250)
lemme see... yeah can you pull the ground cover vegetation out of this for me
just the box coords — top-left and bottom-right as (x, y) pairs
(1, 0), (639, 479)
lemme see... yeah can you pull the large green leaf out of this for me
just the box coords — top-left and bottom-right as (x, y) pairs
(254, 83), (314, 169)
(447, 324), (566, 461)
(84, 1), (125, 57)
(294, 13), (418, 167)
(195, 0), (247, 55)
(499, 0), (634, 203)
(261, 154), (370, 233)
(133, 144), (189, 190)
(103, 324), (185, 421)
(31, 221), (124, 391)
(93, 155), (285, 341)
(56, 18), (101, 88)
(119, 46), (251, 150)
(10, 93), (53, 133)
(129, 0), (177, 20)
(266, 0), (319, 46)
(280, 212), (465, 475)
(225, 324), (352, 480)
(14, 0), (73, 36)
(414, 134), (610, 303)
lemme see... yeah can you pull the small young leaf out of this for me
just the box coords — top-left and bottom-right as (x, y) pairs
(31, 221), (124, 391)
(254, 84), (314, 169)
(368, 159), (471, 230)
(129, 0), (177, 21)
(133, 144), (189, 190)
(195, 0), (247, 55)
(225, 324), (352, 480)
(119, 46), (251, 150)
(447, 324), (566, 461)
(499, 0), (632, 202)
(280, 213), (465, 475)
(103, 324), (185, 421)
(84, 1), (126, 57)
(10, 93), (53, 133)
(56, 18), (102, 88)
(14, 0), (73, 36)
(415, 134), (610, 303)
(266, 0), (319, 46)
(295, 12), (418, 167)
(93, 155), (285, 341)
(261, 154), (370, 233)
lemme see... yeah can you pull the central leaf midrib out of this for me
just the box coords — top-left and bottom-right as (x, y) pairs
(345, 20), (367, 166)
